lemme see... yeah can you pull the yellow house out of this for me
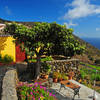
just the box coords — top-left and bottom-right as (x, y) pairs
(0, 23), (25, 63)
(0, 35), (16, 62)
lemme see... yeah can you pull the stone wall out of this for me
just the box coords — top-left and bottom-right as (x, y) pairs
(0, 66), (9, 100)
(1, 68), (18, 100)
(46, 59), (80, 73)
(15, 62), (28, 75)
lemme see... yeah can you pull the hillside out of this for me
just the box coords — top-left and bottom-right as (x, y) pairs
(74, 35), (100, 56)
(0, 18), (35, 27)
(0, 18), (100, 63)
(71, 35), (100, 64)
(0, 18), (11, 23)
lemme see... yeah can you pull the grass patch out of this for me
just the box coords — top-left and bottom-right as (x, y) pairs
(80, 62), (100, 71)
(80, 67), (100, 81)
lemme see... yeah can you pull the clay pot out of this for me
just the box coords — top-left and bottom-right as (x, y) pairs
(58, 78), (62, 82)
(53, 78), (58, 83)
(68, 76), (73, 80)
(68, 71), (74, 80)
(43, 75), (48, 79)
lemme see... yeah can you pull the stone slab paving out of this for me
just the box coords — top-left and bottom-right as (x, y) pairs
(49, 80), (100, 100)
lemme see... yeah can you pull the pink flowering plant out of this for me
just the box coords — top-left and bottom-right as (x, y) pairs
(17, 82), (57, 100)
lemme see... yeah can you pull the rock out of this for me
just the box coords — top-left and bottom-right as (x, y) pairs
(2, 69), (18, 100)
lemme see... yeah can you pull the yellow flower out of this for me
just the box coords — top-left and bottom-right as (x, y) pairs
(40, 96), (44, 100)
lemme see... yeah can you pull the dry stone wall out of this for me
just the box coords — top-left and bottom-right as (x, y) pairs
(46, 59), (80, 73)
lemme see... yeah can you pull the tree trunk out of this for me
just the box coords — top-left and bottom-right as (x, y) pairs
(34, 55), (41, 79)
(25, 53), (28, 62)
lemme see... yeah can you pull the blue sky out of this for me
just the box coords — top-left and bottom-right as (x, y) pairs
(0, 0), (100, 38)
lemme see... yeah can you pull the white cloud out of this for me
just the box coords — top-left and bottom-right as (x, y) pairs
(5, 6), (12, 15)
(96, 28), (100, 31)
(63, 0), (100, 19)
(64, 21), (78, 28)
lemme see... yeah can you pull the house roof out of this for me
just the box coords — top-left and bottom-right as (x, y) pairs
(0, 24), (5, 30)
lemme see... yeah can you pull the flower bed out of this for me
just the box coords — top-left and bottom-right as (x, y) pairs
(17, 82), (57, 100)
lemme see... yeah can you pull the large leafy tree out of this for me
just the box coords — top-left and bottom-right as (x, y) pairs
(4, 22), (85, 79)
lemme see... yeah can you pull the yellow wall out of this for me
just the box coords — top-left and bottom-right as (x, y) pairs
(0, 36), (16, 62)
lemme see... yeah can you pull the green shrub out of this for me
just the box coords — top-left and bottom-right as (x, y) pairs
(95, 74), (100, 81)
(80, 67), (100, 81)
(53, 72), (59, 78)
(41, 56), (53, 62)
(91, 73), (100, 81)
(41, 62), (51, 74)
(28, 56), (53, 62)
(91, 73), (95, 80)
(80, 69), (87, 79)
(2, 54), (13, 63)
(61, 73), (68, 80)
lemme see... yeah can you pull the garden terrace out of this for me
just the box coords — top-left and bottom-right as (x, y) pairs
(16, 59), (80, 82)
(79, 63), (100, 93)
(0, 60), (100, 100)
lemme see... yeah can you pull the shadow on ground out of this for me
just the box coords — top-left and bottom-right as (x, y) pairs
(48, 88), (72, 100)
(48, 88), (84, 100)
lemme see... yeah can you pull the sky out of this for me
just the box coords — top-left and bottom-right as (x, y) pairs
(0, 0), (100, 38)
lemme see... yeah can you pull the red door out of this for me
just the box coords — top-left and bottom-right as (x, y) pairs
(16, 45), (25, 62)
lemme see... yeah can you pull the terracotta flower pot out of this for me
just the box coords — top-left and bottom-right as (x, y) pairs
(43, 75), (48, 79)
(68, 71), (74, 80)
(68, 76), (73, 80)
(58, 78), (62, 82)
(53, 78), (58, 83)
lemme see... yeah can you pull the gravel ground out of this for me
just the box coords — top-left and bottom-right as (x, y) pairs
(49, 80), (100, 100)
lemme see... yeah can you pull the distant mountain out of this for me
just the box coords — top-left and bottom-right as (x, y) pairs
(0, 18), (100, 61)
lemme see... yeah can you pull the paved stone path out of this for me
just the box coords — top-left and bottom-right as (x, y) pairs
(49, 80), (100, 100)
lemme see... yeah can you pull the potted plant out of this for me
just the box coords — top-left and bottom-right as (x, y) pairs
(61, 73), (68, 80)
(53, 72), (59, 82)
(58, 72), (63, 81)
(68, 71), (74, 80)
(41, 63), (51, 79)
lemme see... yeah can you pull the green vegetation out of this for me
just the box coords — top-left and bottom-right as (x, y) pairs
(74, 35), (100, 57)
(80, 62), (100, 70)
(53, 72), (59, 78)
(41, 62), (51, 75)
(61, 73), (68, 80)
(80, 67), (100, 81)
(17, 82), (57, 100)
(0, 54), (13, 64)
(1, 18), (100, 64)
(4, 22), (85, 79)
(28, 56), (53, 62)
(79, 62), (100, 93)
